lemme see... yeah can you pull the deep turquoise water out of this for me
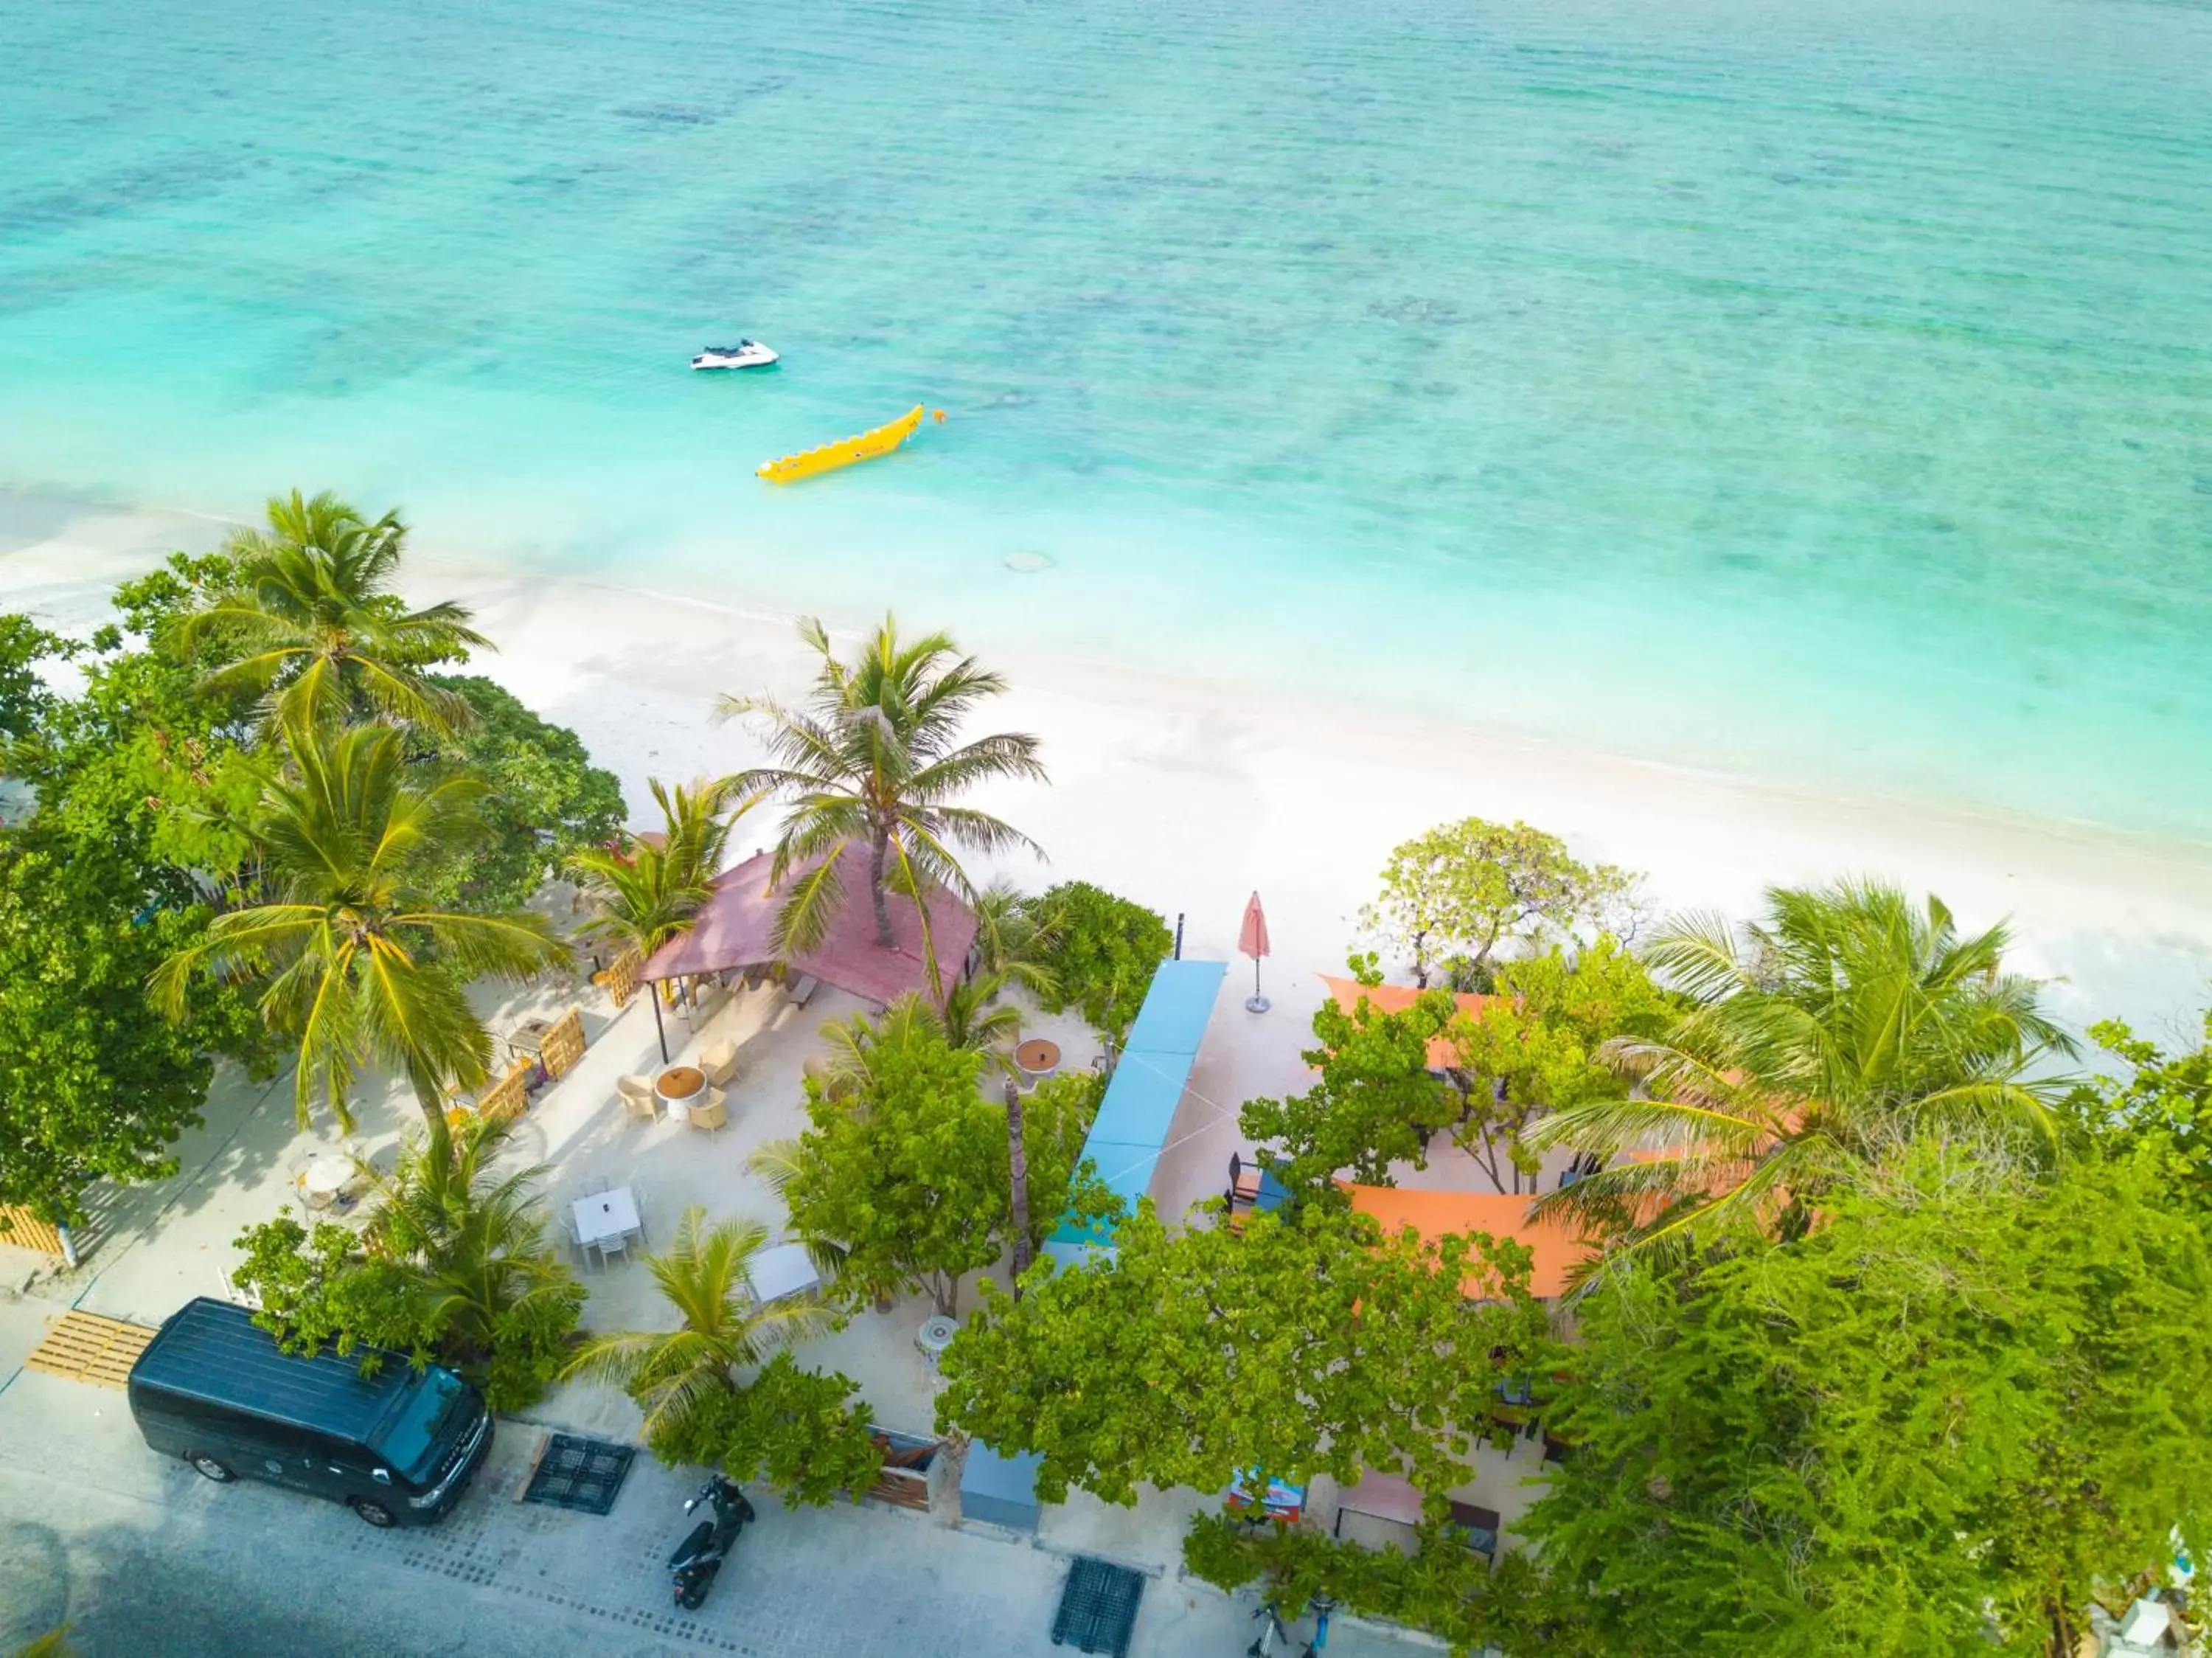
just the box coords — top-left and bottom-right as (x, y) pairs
(3, 0), (2210, 835)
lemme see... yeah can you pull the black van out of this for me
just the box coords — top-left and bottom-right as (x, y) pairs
(127, 1297), (493, 1528)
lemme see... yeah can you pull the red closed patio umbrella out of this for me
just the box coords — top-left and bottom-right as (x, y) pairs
(1239, 891), (1272, 1013)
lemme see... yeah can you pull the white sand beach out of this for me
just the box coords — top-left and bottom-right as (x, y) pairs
(5, 488), (2211, 1047)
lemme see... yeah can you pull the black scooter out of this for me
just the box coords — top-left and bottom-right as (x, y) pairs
(668, 1474), (755, 1609)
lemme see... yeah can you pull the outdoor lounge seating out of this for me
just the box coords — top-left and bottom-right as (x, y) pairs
(698, 1038), (738, 1087)
(617, 1074), (658, 1121)
(687, 1088), (728, 1135)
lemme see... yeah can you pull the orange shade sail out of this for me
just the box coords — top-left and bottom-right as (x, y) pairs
(1344, 1182), (1596, 1300)
(1318, 974), (1497, 1071)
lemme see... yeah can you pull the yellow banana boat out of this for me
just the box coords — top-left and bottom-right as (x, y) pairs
(757, 404), (936, 484)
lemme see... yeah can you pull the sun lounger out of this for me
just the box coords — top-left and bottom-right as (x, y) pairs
(788, 974), (819, 1008)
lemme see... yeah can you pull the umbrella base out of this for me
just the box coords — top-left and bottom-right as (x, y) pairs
(1245, 995), (1272, 1014)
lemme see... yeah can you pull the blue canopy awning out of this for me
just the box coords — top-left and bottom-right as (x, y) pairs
(1045, 957), (1225, 1255)
(1123, 958), (1226, 1059)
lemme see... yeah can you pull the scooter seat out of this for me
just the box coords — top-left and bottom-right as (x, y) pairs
(667, 1519), (714, 1569)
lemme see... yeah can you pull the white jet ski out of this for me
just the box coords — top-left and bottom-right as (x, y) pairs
(690, 339), (779, 370)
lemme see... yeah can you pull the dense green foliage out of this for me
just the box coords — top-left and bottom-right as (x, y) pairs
(1518, 1148), (2212, 1657)
(756, 1005), (1112, 1314)
(418, 674), (622, 910)
(563, 1208), (830, 1460)
(1238, 976), (1459, 1196)
(2067, 1013), (2211, 1224)
(0, 826), (260, 1223)
(1182, 1511), (1570, 1658)
(1022, 880), (1173, 1042)
(0, 614), (61, 743)
(936, 1201), (1548, 1508)
(1530, 880), (2073, 1260)
(717, 614), (1045, 964)
(701, 1352), (885, 1506)
(1358, 817), (1635, 989)
(1448, 940), (1673, 1193)
(232, 1118), (585, 1412)
(13, 554), (269, 894)
(0, 562), (274, 1221)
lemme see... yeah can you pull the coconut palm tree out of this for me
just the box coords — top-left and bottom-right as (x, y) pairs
(1530, 879), (2075, 1262)
(153, 718), (569, 1133)
(939, 972), (1023, 1064)
(358, 1114), (577, 1375)
(178, 490), (490, 735)
(714, 616), (1047, 972)
(971, 878), (1062, 1000)
(567, 777), (742, 968)
(560, 1208), (829, 1449)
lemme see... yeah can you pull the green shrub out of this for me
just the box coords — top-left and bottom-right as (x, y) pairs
(1027, 881), (1172, 1043)
(1181, 1510), (1554, 1657)
(716, 1353), (886, 1506)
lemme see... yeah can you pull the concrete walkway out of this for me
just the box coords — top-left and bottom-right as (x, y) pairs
(0, 1362), (1427, 1657)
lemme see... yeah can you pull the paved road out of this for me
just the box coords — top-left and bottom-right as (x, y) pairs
(0, 1362), (1417, 1658)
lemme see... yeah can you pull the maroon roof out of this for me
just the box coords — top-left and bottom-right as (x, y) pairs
(638, 842), (978, 1008)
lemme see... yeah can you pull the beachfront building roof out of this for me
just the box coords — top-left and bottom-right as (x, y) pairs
(638, 842), (978, 1008)
(1318, 974), (1498, 1071)
(1343, 1182), (1596, 1300)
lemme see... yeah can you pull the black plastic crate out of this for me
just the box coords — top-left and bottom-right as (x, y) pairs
(1051, 1556), (1146, 1656)
(521, 1433), (636, 1516)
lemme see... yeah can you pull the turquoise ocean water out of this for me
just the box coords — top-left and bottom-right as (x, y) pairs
(2, 0), (2210, 835)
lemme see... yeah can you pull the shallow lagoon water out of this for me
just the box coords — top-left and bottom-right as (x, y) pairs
(3, 0), (2210, 834)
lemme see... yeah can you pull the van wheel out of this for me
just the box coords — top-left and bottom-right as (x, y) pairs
(352, 1499), (398, 1528)
(189, 1454), (234, 1482)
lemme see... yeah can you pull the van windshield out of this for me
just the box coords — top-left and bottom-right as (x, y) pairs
(369, 1367), (470, 1484)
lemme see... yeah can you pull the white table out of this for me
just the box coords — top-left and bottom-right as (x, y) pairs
(299, 1154), (355, 1209)
(572, 1187), (641, 1260)
(747, 1242), (822, 1306)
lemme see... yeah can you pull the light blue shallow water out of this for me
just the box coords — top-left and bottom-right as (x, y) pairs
(3, 0), (2211, 836)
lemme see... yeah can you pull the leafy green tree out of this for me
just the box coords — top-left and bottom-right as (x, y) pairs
(1517, 1148), (2212, 1658)
(567, 776), (740, 968)
(154, 718), (570, 1134)
(1531, 881), (2073, 1260)
(10, 561), (270, 895)
(936, 1201), (1548, 1508)
(1024, 881), (1172, 1043)
(415, 675), (623, 910)
(2065, 1011), (2211, 1224)
(232, 1117), (584, 1411)
(1448, 940), (1674, 1193)
(1239, 979), (1460, 1196)
(0, 824), (266, 1224)
(229, 1213), (434, 1364)
(715, 614), (1046, 963)
(753, 1012), (1110, 1315)
(560, 1209), (830, 1460)
(1359, 818), (1636, 989)
(176, 490), (489, 734)
(703, 1352), (886, 1505)
(0, 614), (63, 744)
